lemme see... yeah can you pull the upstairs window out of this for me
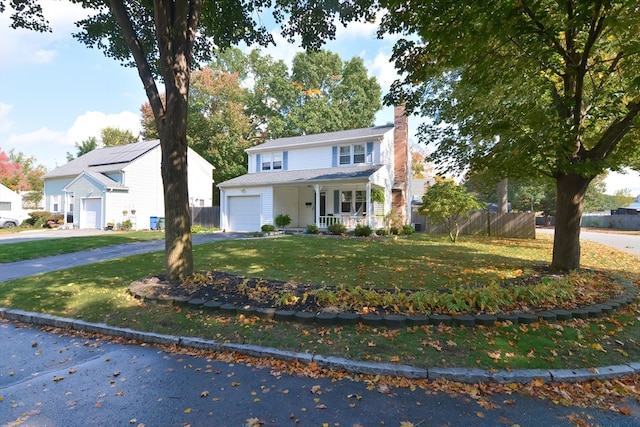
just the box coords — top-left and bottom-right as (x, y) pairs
(339, 146), (351, 165)
(261, 152), (283, 171)
(338, 143), (367, 165)
(353, 144), (365, 163)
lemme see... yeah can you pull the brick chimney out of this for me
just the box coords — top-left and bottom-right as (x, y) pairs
(392, 104), (409, 224)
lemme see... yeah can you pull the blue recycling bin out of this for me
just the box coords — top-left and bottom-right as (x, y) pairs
(150, 216), (158, 230)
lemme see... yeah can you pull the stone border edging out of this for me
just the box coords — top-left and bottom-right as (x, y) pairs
(1, 307), (638, 385)
(129, 277), (639, 329)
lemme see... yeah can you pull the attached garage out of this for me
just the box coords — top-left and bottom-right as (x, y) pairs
(228, 196), (261, 232)
(82, 198), (103, 229)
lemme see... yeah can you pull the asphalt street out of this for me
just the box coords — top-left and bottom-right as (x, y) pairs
(2, 321), (638, 427)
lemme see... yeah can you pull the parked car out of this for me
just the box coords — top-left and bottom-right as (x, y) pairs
(0, 216), (19, 228)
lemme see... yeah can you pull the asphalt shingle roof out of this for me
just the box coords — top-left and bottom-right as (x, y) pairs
(218, 165), (384, 188)
(246, 125), (394, 153)
(44, 140), (160, 178)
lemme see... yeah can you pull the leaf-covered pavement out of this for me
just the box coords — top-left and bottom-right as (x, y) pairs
(1, 321), (638, 427)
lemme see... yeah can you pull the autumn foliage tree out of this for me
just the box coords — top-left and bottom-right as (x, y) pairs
(0, 149), (46, 208)
(1, 0), (378, 281)
(141, 68), (260, 201)
(381, 0), (640, 270)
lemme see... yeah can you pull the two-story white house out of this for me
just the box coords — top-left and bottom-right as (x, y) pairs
(43, 140), (214, 230)
(218, 105), (411, 232)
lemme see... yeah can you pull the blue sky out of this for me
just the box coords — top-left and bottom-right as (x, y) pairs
(1, 1), (638, 196)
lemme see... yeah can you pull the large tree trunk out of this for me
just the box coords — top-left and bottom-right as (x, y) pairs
(160, 91), (193, 281)
(157, 51), (194, 282)
(551, 173), (592, 271)
(497, 178), (508, 213)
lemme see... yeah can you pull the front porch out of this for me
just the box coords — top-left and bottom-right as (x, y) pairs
(273, 182), (387, 231)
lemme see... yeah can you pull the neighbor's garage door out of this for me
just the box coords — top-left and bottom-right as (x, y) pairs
(228, 196), (260, 232)
(82, 198), (102, 229)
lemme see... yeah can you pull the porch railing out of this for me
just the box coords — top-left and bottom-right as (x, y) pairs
(318, 215), (374, 229)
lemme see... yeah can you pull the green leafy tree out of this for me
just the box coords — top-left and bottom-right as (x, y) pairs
(66, 136), (98, 162)
(101, 127), (138, 147)
(382, 0), (640, 270)
(418, 178), (481, 242)
(1, 0), (377, 281)
(212, 48), (382, 138)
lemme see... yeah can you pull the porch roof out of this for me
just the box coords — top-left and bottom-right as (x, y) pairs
(218, 165), (383, 188)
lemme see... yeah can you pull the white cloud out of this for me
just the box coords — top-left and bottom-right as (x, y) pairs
(66, 111), (142, 144)
(0, 0), (91, 68)
(1, 110), (142, 170)
(368, 51), (398, 91)
(605, 170), (640, 196)
(0, 102), (13, 133)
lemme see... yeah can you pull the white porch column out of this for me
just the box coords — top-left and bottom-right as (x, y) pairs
(314, 184), (322, 227)
(366, 181), (371, 228)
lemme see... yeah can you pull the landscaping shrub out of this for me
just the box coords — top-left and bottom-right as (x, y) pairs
(24, 211), (53, 228)
(261, 224), (276, 233)
(389, 226), (399, 235)
(401, 224), (414, 235)
(275, 214), (291, 229)
(354, 223), (372, 237)
(327, 222), (347, 235)
(121, 219), (133, 231)
(191, 225), (206, 234)
(305, 224), (319, 234)
(376, 228), (387, 236)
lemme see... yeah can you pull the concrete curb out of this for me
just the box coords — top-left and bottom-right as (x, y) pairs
(2, 307), (638, 385)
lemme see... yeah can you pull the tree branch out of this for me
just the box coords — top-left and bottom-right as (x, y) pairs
(589, 94), (640, 161)
(108, 0), (164, 128)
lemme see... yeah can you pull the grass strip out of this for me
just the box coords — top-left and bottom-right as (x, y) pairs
(0, 231), (165, 263)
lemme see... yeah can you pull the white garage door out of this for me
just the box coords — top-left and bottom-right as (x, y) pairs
(82, 198), (102, 229)
(228, 196), (261, 232)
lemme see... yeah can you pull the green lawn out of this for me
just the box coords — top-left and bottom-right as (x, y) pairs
(0, 232), (638, 371)
(0, 230), (165, 263)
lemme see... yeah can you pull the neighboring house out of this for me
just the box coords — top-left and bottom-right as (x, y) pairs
(0, 183), (28, 223)
(43, 140), (214, 230)
(218, 105), (412, 232)
(625, 195), (640, 211)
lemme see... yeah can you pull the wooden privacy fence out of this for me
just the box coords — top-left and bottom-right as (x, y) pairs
(191, 206), (220, 229)
(411, 210), (536, 239)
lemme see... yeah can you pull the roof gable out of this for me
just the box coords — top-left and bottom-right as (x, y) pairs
(63, 170), (126, 191)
